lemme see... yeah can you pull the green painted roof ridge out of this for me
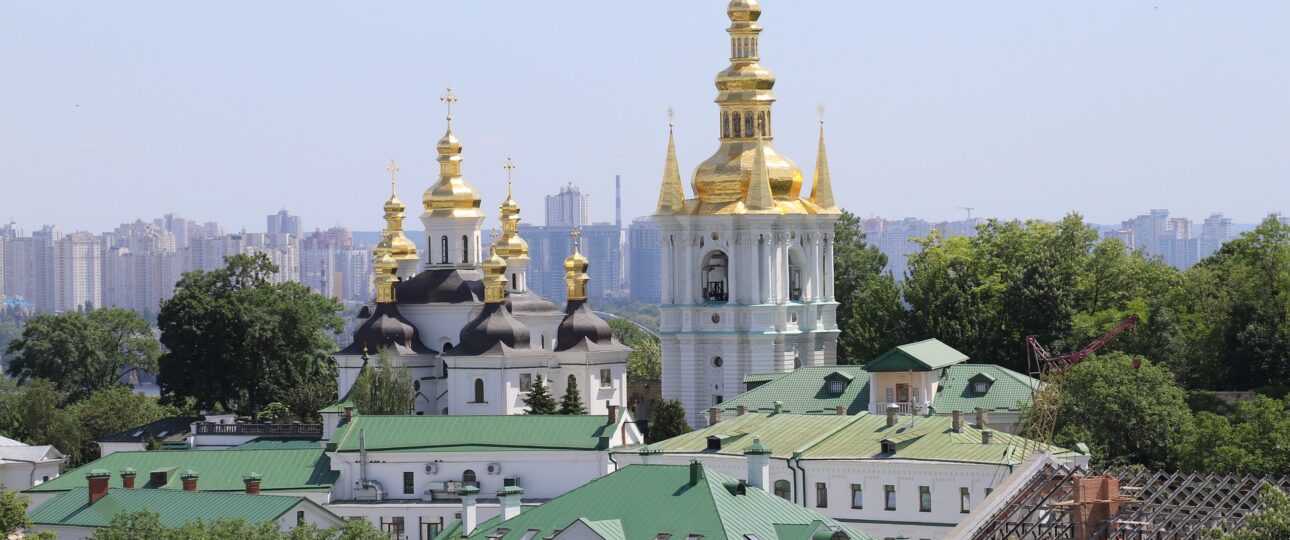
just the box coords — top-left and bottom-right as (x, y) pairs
(29, 486), (322, 528)
(794, 413), (871, 455)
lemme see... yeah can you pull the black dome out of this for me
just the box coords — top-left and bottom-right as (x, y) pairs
(339, 303), (434, 356)
(448, 303), (533, 356)
(555, 300), (614, 352)
(397, 268), (483, 304)
(504, 290), (562, 315)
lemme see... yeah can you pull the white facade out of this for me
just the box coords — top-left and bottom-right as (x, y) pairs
(656, 216), (839, 427)
(0, 438), (65, 491)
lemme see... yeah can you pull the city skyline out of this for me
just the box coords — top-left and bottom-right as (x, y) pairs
(3, 1), (1288, 233)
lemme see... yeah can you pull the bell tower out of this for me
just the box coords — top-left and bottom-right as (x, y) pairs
(653, 0), (841, 428)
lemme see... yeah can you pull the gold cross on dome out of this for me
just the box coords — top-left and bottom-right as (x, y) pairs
(503, 156), (516, 187)
(817, 103), (826, 125)
(571, 227), (581, 247)
(667, 106), (675, 128)
(440, 87), (459, 121)
(489, 228), (499, 240)
(385, 158), (399, 193)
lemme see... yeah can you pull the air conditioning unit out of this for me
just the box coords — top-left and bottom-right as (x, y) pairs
(487, 463), (502, 475)
(427, 482), (447, 491)
(425, 463), (438, 474)
(444, 481), (462, 493)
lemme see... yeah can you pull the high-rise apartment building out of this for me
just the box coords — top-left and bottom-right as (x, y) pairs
(520, 223), (623, 302)
(54, 232), (102, 312)
(544, 183), (590, 227)
(266, 210), (304, 241)
(1117, 209), (1208, 269)
(627, 217), (660, 304)
(1199, 213), (1234, 259)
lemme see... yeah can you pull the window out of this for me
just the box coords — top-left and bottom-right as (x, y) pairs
(985, 487), (994, 497)
(884, 485), (896, 510)
(686, 535), (703, 540)
(880, 441), (895, 454)
(919, 486), (931, 512)
(896, 384), (910, 402)
(600, 369), (612, 388)
(731, 112), (742, 137)
(404, 471), (415, 494)
(757, 112), (766, 137)
(713, 395), (723, 405)
(815, 482), (828, 508)
(473, 378), (485, 403)
(744, 112), (754, 136)
(655, 535), (672, 540)
(440, 236), (449, 264)
(974, 381), (990, 393)
(960, 487), (971, 513)
(463, 470), (477, 484)
(297, 510), (304, 526)
(511, 273), (517, 290)
(521, 530), (541, 540)
(828, 380), (845, 395)
(712, 356), (724, 368)
(850, 484), (863, 509)
(381, 517), (406, 536)
(422, 518), (444, 540)
(885, 387), (894, 403)
(520, 373), (533, 393)
(773, 480), (791, 500)
(462, 235), (469, 263)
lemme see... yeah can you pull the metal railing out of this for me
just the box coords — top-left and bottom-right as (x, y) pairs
(194, 422), (322, 437)
(875, 402), (914, 415)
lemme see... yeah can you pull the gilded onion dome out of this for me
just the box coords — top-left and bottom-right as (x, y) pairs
(373, 246), (399, 303)
(495, 158), (530, 259)
(481, 237), (509, 303)
(563, 230), (590, 301)
(423, 88), (484, 219)
(382, 160), (418, 262)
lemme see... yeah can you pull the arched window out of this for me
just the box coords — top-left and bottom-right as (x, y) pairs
(702, 251), (730, 303)
(774, 480), (791, 500)
(787, 250), (804, 301)
(441, 360), (449, 378)
(461, 235), (469, 263)
(731, 112), (742, 137)
(568, 374), (577, 388)
(757, 112), (766, 137)
(744, 112), (755, 136)
(511, 273), (517, 290)
(473, 378), (485, 403)
(722, 112), (730, 138)
(440, 236), (449, 264)
(752, 38), (758, 57)
(463, 469), (477, 484)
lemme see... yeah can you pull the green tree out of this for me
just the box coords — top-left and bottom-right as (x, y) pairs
(9, 379), (84, 463)
(1050, 352), (1192, 469)
(1177, 395), (1290, 477)
(280, 377), (338, 424)
(157, 253), (343, 414)
(608, 318), (661, 381)
(348, 351), (413, 415)
(91, 510), (167, 540)
(6, 308), (160, 402)
(63, 386), (183, 463)
(1210, 484), (1290, 540)
(647, 398), (691, 443)
(0, 488), (33, 538)
(559, 377), (586, 415)
(832, 210), (908, 363)
(257, 402), (292, 423)
(523, 375), (557, 415)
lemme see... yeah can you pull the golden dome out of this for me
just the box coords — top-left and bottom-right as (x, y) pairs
(423, 124), (484, 219)
(563, 242), (589, 275)
(372, 246), (399, 303)
(495, 158), (530, 259)
(482, 242), (509, 303)
(382, 161), (420, 261)
(563, 231), (590, 301)
(692, 140), (803, 203)
(727, 0), (761, 21)
(483, 244), (507, 276)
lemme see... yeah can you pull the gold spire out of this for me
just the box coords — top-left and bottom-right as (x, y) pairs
(482, 230), (508, 303)
(745, 131), (775, 213)
(423, 87), (484, 219)
(495, 156), (530, 259)
(809, 110), (838, 213)
(563, 229), (590, 301)
(655, 109), (685, 215)
(383, 159), (419, 261)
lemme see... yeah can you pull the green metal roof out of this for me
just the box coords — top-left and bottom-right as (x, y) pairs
(632, 413), (1074, 466)
(742, 372), (789, 391)
(331, 415), (617, 453)
(459, 464), (873, 540)
(29, 487), (334, 529)
(232, 437), (324, 450)
(862, 339), (969, 372)
(27, 449), (337, 494)
(719, 363), (1037, 417)
(723, 366), (872, 415)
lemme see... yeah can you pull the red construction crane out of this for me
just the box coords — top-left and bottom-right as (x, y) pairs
(1021, 314), (1140, 452)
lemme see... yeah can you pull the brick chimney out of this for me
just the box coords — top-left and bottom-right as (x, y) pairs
(180, 470), (199, 492)
(244, 472), (262, 494)
(952, 410), (964, 433)
(708, 407), (722, 426)
(981, 430), (994, 445)
(886, 404), (899, 427)
(736, 405), (747, 416)
(120, 468), (137, 489)
(87, 469), (111, 504)
(836, 405), (847, 416)
(974, 407), (989, 428)
(606, 402), (618, 424)
(1073, 476), (1121, 539)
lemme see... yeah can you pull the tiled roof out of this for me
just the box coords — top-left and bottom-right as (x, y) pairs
(863, 338), (968, 371)
(30, 486), (332, 529)
(331, 415), (618, 453)
(634, 412), (1077, 465)
(720, 364), (1039, 416)
(27, 449), (336, 493)
(459, 464), (873, 540)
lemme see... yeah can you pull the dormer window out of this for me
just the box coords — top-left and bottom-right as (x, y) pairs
(706, 436), (722, 451)
(880, 441), (896, 454)
(968, 373), (996, 395)
(974, 381), (990, 393)
(828, 380), (845, 395)
(823, 371), (854, 396)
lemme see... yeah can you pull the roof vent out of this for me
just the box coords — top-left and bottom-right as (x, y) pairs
(706, 435), (722, 451)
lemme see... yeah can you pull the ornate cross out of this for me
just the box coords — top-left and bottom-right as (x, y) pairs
(571, 227), (581, 248)
(440, 87), (459, 121)
(503, 156), (516, 188)
(667, 106), (675, 128)
(386, 158), (399, 193)
(818, 103), (826, 126)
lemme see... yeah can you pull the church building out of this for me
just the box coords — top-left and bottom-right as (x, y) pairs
(331, 96), (631, 418)
(653, 0), (841, 427)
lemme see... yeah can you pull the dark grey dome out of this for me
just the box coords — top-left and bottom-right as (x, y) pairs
(555, 300), (614, 352)
(447, 303), (533, 356)
(397, 268), (483, 304)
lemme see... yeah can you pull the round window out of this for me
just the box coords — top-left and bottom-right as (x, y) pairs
(413, 380), (421, 392)
(712, 356), (724, 368)
(711, 313), (721, 323)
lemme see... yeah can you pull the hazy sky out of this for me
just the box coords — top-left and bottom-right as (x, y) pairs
(3, 1), (1288, 234)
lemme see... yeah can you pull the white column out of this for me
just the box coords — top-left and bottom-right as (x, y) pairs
(660, 234), (673, 304)
(725, 233), (737, 305)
